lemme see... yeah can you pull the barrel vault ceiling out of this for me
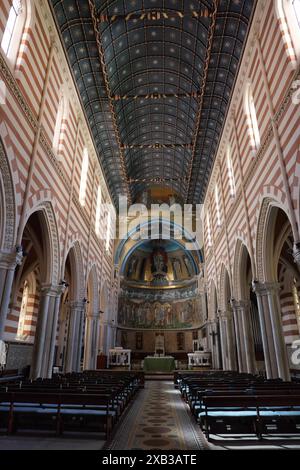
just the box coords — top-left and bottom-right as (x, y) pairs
(50, 0), (256, 207)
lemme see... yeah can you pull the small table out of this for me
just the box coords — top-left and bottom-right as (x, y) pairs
(143, 356), (175, 373)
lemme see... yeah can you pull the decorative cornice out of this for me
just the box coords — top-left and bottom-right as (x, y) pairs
(0, 54), (38, 132)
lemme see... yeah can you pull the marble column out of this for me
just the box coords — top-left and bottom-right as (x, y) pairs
(64, 300), (86, 373)
(220, 311), (238, 371)
(231, 300), (256, 374)
(30, 284), (64, 379)
(0, 249), (23, 339)
(252, 281), (290, 381)
(83, 311), (100, 370)
(207, 320), (221, 369)
(218, 313), (228, 370)
(231, 300), (244, 372)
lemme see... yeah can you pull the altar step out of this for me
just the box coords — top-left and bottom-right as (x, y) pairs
(145, 373), (174, 380)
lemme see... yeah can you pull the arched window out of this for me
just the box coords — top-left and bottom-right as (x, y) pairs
(53, 92), (65, 155)
(227, 145), (236, 197)
(79, 148), (89, 206)
(244, 81), (260, 155)
(1, 0), (26, 66)
(95, 185), (102, 236)
(277, 0), (300, 63)
(215, 185), (221, 227)
(206, 213), (212, 247)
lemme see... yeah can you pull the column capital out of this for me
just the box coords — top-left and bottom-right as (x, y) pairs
(207, 321), (219, 335)
(219, 310), (233, 321)
(252, 281), (280, 296)
(206, 319), (218, 327)
(40, 283), (66, 297)
(69, 300), (86, 310)
(86, 310), (99, 319)
(0, 249), (23, 270)
(293, 243), (300, 268)
(230, 299), (250, 311)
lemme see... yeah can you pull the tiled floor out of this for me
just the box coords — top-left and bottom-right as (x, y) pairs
(106, 380), (208, 450)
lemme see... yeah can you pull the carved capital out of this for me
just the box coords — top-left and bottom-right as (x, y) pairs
(293, 243), (300, 268)
(219, 310), (233, 321)
(0, 250), (23, 270)
(230, 299), (250, 312)
(40, 283), (65, 297)
(86, 310), (99, 319)
(69, 300), (86, 311)
(252, 281), (280, 296)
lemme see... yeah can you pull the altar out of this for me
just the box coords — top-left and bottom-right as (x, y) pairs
(143, 356), (175, 373)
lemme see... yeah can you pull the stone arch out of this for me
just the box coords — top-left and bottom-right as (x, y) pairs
(233, 237), (255, 300)
(255, 186), (289, 226)
(86, 264), (99, 315)
(23, 199), (60, 286)
(64, 240), (85, 301)
(208, 278), (218, 320)
(100, 280), (109, 321)
(255, 196), (294, 282)
(219, 264), (232, 312)
(0, 134), (18, 251)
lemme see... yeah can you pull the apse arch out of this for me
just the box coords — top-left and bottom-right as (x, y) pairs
(115, 217), (203, 272)
(119, 238), (200, 278)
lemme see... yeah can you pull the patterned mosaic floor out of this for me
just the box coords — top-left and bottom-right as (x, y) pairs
(106, 380), (207, 450)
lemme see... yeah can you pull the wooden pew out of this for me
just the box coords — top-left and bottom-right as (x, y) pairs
(0, 370), (144, 439)
(0, 391), (116, 439)
(201, 394), (300, 441)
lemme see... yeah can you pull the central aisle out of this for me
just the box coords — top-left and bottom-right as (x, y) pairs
(106, 380), (207, 450)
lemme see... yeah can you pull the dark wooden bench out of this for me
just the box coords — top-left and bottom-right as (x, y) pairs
(201, 394), (300, 440)
(0, 370), (144, 439)
(0, 391), (116, 438)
